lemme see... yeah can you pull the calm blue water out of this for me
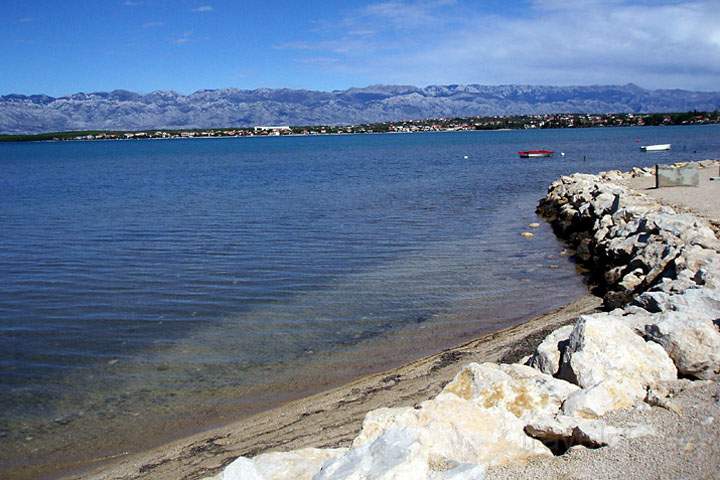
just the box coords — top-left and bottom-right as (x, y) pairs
(1, 125), (719, 476)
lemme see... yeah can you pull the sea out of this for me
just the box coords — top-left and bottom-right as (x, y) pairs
(1, 124), (719, 478)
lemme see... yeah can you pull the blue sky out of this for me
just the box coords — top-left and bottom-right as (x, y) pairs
(2, 0), (719, 96)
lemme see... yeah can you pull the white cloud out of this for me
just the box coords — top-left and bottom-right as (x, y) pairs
(192, 5), (214, 12)
(174, 31), (193, 45)
(283, 0), (720, 90)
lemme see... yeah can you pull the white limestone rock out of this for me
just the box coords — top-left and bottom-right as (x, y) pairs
(633, 291), (679, 313)
(352, 407), (407, 448)
(653, 287), (720, 326)
(645, 310), (720, 380)
(680, 287), (720, 314)
(605, 233), (642, 259)
(216, 448), (347, 480)
(634, 286), (720, 317)
(557, 316), (677, 416)
(674, 245), (720, 287)
(527, 325), (573, 376)
(442, 362), (579, 422)
(613, 309), (656, 336)
(316, 395), (549, 480)
(526, 415), (654, 448)
(653, 215), (720, 250)
(591, 192), (620, 216)
(562, 378), (646, 418)
(559, 316), (677, 389)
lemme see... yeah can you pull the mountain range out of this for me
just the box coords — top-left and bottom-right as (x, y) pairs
(2, 83), (720, 134)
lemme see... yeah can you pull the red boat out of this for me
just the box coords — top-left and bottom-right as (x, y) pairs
(518, 149), (554, 158)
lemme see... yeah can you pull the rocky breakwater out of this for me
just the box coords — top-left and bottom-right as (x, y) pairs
(208, 166), (720, 480)
(536, 162), (720, 308)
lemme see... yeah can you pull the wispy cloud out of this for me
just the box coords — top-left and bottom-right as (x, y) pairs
(357, 0), (457, 30)
(123, 0), (142, 6)
(274, 38), (378, 55)
(192, 5), (214, 12)
(280, 0), (720, 91)
(142, 21), (164, 28)
(18, 17), (33, 23)
(174, 31), (193, 45)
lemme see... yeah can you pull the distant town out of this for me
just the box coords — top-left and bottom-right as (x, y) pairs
(1, 110), (718, 142)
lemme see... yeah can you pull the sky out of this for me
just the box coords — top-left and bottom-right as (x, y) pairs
(2, 0), (719, 96)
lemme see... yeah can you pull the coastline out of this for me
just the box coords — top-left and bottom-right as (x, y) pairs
(198, 158), (720, 479)
(61, 295), (601, 480)
(3, 126), (603, 480)
(43, 159), (720, 479)
(2, 114), (720, 144)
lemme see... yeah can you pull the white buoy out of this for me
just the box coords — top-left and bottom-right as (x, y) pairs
(561, 152), (566, 157)
(463, 155), (469, 159)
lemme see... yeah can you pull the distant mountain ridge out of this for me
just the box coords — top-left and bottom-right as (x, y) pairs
(2, 83), (720, 134)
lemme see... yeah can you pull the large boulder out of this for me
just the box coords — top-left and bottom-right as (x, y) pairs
(650, 213), (719, 250)
(645, 310), (720, 380)
(559, 316), (677, 389)
(628, 287), (720, 379)
(556, 316), (676, 416)
(441, 362), (579, 422)
(527, 325), (573, 376)
(672, 245), (720, 288)
(316, 395), (549, 480)
(561, 378), (644, 418)
(638, 287), (720, 314)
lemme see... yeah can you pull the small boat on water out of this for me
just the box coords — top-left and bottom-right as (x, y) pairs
(518, 149), (554, 158)
(641, 144), (671, 152)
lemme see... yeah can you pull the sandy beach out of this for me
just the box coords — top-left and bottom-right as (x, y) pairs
(622, 163), (720, 230)
(64, 295), (601, 480)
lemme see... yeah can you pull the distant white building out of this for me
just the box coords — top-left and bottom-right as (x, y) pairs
(254, 125), (291, 133)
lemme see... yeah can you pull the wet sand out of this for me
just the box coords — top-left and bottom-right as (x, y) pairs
(65, 294), (601, 480)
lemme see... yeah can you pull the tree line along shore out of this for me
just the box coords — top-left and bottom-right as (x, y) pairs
(1, 110), (719, 143)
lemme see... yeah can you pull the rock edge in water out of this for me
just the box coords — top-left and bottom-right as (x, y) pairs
(211, 161), (720, 480)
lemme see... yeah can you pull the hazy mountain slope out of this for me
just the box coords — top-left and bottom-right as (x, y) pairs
(1, 83), (719, 134)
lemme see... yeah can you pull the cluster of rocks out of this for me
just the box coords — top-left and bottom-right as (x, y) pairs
(211, 168), (720, 480)
(537, 161), (720, 308)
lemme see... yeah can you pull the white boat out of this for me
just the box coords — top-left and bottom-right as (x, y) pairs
(518, 149), (554, 158)
(641, 144), (671, 152)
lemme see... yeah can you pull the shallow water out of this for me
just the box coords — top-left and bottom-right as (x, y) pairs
(1, 125), (719, 477)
